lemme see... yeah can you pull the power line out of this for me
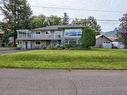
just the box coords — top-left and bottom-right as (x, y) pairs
(31, 5), (125, 13)
(68, 17), (119, 22)
(0, 14), (119, 22)
(0, 5), (120, 23)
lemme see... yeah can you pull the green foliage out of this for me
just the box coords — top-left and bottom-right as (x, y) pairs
(47, 15), (62, 26)
(29, 15), (62, 29)
(0, 0), (32, 45)
(119, 13), (127, 47)
(30, 15), (47, 29)
(0, 49), (127, 70)
(72, 16), (101, 35)
(119, 33), (127, 48)
(81, 27), (96, 48)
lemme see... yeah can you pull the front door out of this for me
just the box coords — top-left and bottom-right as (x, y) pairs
(25, 41), (31, 49)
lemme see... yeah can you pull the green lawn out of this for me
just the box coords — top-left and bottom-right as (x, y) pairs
(0, 49), (127, 70)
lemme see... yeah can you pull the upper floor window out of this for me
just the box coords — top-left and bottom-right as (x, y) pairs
(45, 31), (50, 34)
(36, 32), (41, 34)
(54, 31), (62, 35)
(64, 29), (82, 36)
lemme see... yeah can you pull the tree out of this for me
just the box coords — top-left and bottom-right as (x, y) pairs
(81, 27), (96, 48)
(62, 12), (69, 25)
(0, 0), (32, 46)
(30, 15), (62, 29)
(118, 13), (127, 47)
(72, 16), (101, 35)
(47, 15), (62, 26)
(30, 15), (47, 29)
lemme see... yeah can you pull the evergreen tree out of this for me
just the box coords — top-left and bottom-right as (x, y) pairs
(62, 12), (69, 25)
(81, 27), (96, 48)
(0, 0), (32, 46)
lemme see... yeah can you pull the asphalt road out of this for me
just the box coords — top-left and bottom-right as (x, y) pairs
(0, 69), (127, 95)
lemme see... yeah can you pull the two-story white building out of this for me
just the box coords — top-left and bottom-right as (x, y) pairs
(17, 25), (85, 49)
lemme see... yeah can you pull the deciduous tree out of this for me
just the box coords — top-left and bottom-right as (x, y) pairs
(72, 16), (101, 35)
(118, 13), (127, 47)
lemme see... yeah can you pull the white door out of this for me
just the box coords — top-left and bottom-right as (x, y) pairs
(26, 41), (31, 49)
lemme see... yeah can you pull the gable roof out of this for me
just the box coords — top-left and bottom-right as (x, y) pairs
(107, 36), (120, 41)
(96, 35), (113, 42)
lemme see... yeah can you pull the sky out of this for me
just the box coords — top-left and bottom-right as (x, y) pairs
(27, 0), (127, 32)
(1, 0), (127, 32)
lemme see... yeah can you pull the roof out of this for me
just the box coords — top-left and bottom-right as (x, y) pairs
(17, 29), (31, 32)
(33, 25), (85, 31)
(107, 36), (120, 41)
(96, 35), (113, 42)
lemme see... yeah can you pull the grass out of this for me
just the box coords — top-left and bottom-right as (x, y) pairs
(0, 48), (127, 70)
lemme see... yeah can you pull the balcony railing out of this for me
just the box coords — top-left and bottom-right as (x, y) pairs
(17, 34), (62, 40)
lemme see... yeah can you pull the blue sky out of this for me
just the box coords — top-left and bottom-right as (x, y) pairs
(0, 0), (127, 32)
(28, 0), (127, 32)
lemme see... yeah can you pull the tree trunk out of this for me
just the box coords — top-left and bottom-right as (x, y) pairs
(13, 30), (17, 47)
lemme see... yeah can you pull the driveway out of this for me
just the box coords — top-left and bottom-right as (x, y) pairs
(0, 69), (127, 95)
(0, 48), (21, 54)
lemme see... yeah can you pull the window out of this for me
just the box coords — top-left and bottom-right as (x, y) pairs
(27, 33), (32, 38)
(36, 32), (40, 34)
(69, 40), (77, 45)
(45, 31), (50, 34)
(65, 39), (69, 44)
(36, 41), (41, 45)
(78, 39), (81, 44)
(64, 29), (82, 36)
(54, 31), (62, 38)
(18, 41), (22, 44)
(54, 31), (62, 35)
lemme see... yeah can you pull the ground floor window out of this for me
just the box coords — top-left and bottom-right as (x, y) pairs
(64, 39), (79, 45)
(104, 42), (111, 43)
(18, 41), (22, 44)
(65, 39), (69, 44)
(36, 41), (41, 45)
(69, 40), (77, 45)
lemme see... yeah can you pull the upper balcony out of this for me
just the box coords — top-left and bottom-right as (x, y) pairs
(17, 34), (62, 41)
(17, 30), (63, 41)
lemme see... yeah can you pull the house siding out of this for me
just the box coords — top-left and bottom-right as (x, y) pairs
(95, 36), (112, 48)
(17, 25), (84, 49)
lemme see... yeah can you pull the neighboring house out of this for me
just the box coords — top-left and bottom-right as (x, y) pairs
(108, 36), (125, 49)
(96, 35), (125, 49)
(95, 35), (113, 48)
(17, 25), (85, 49)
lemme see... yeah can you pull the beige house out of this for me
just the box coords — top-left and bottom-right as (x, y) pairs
(17, 25), (84, 49)
(95, 35), (113, 48)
